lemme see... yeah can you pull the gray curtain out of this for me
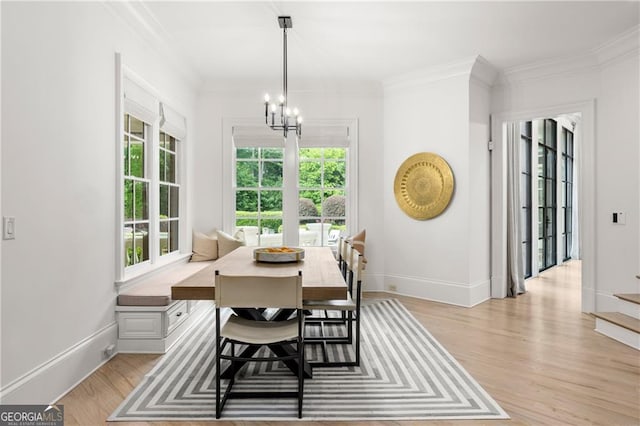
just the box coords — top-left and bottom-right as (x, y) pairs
(506, 122), (526, 296)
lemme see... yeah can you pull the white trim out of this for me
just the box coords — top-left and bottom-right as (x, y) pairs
(222, 117), (359, 240)
(0, 322), (118, 404)
(384, 274), (491, 308)
(117, 56), (189, 284)
(491, 100), (595, 312)
(383, 55), (478, 92)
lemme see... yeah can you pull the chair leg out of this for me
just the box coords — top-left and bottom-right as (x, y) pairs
(215, 309), (221, 419)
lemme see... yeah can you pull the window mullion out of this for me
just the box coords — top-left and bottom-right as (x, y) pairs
(148, 119), (161, 264)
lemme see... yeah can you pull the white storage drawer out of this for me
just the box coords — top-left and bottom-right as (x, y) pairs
(165, 300), (188, 335)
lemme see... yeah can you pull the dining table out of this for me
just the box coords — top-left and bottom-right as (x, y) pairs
(171, 245), (348, 378)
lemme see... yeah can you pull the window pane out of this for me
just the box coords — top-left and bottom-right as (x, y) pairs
(545, 120), (556, 149)
(236, 161), (259, 187)
(130, 116), (144, 138)
(546, 208), (555, 235)
(299, 148), (321, 160)
(299, 161), (322, 187)
(323, 192), (346, 221)
(546, 150), (556, 178)
(261, 161), (283, 187)
(299, 193), (320, 223)
(538, 207), (544, 236)
(262, 148), (283, 159)
(236, 148), (258, 159)
(537, 145), (544, 177)
(133, 223), (149, 263)
(258, 219), (283, 246)
(134, 181), (148, 220)
(324, 160), (346, 188)
(546, 179), (555, 206)
(129, 139), (145, 178)
(167, 135), (176, 152)
(236, 190), (258, 212)
(170, 186), (179, 218)
(538, 177), (545, 205)
(260, 190), (282, 212)
(124, 226), (133, 266)
(124, 136), (130, 176)
(160, 184), (168, 217)
(324, 148), (346, 160)
(170, 220), (179, 252)
(160, 221), (169, 256)
(124, 179), (134, 221)
(159, 150), (166, 182)
(159, 132), (165, 150)
(299, 190), (322, 216)
(124, 114), (129, 133)
(166, 152), (176, 183)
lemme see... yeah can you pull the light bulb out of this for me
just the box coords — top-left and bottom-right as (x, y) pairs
(293, 107), (299, 116)
(264, 93), (270, 103)
(297, 116), (303, 124)
(278, 94), (285, 104)
(285, 107), (292, 116)
(270, 103), (277, 112)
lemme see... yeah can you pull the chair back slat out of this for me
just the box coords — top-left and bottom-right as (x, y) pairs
(215, 271), (303, 309)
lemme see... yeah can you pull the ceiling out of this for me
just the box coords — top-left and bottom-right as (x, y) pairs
(130, 1), (639, 86)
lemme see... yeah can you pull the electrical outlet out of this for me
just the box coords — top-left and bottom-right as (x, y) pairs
(388, 284), (397, 292)
(104, 344), (116, 358)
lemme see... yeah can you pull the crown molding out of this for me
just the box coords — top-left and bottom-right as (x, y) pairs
(495, 25), (639, 87)
(470, 55), (498, 88)
(383, 56), (478, 92)
(103, 1), (203, 91)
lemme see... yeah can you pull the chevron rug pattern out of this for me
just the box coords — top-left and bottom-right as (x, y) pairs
(109, 299), (508, 421)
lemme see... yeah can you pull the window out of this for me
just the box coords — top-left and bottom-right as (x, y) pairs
(537, 119), (557, 272)
(298, 148), (347, 245)
(562, 128), (574, 261)
(235, 147), (284, 246)
(228, 122), (357, 249)
(123, 114), (150, 266)
(520, 121), (532, 278)
(117, 64), (187, 281)
(159, 131), (180, 256)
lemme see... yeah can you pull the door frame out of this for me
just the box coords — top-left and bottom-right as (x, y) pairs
(490, 100), (595, 312)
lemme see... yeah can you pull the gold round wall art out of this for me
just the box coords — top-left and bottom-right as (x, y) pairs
(394, 152), (454, 220)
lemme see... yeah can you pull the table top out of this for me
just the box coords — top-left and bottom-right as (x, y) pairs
(171, 246), (347, 301)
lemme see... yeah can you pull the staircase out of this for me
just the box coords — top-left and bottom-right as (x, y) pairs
(593, 292), (640, 350)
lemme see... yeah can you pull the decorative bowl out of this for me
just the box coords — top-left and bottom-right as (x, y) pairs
(253, 247), (305, 263)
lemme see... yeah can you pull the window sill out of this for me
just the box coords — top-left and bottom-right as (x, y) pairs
(116, 252), (192, 289)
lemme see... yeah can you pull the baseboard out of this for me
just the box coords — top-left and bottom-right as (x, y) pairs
(383, 274), (490, 307)
(0, 322), (118, 405)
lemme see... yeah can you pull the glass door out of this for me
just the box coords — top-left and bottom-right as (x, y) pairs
(537, 119), (557, 272)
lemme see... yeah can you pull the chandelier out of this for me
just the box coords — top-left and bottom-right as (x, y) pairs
(263, 16), (302, 138)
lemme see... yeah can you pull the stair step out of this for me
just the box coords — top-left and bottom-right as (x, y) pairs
(614, 293), (640, 305)
(593, 312), (640, 334)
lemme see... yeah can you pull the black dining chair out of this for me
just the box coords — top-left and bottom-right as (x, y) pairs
(303, 244), (364, 367)
(215, 270), (305, 418)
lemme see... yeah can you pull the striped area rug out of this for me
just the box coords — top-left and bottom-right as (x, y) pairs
(109, 299), (508, 421)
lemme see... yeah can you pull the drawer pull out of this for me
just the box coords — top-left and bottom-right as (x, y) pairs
(176, 312), (182, 317)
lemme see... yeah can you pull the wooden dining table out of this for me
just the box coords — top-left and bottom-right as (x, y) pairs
(171, 245), (347, 378)
(171, 246), (347, 302)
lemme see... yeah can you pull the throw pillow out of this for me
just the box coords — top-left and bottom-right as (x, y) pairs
(191, 230), (218, 261)
(217, 230), (246, 257)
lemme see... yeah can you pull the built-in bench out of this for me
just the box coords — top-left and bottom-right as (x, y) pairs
(116, 260), (214, 353)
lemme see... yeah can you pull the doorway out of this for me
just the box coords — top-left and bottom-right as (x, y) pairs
(490, 100), (595, 312)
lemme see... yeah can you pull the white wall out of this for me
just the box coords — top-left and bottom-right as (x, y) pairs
(491, 35), (639, 311)
(1, 2), (197, 403)
(383, 62), (493, 307)
(193, 84), (385, 289)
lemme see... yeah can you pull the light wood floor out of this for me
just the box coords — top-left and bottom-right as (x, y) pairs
(58, 261), (640, 425)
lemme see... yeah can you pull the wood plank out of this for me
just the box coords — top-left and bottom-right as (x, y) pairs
(593, 312), (640, 333)
(58, 260), (640, 425)
(615, 293), (640, 305)
(171, 246), (347, 301)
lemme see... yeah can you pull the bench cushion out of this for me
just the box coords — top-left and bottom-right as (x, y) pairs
(118, 261), (214, 306)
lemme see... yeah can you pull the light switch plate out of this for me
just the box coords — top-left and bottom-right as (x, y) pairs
(612, 212), (625, 225)
(3, 216), (15, 240)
